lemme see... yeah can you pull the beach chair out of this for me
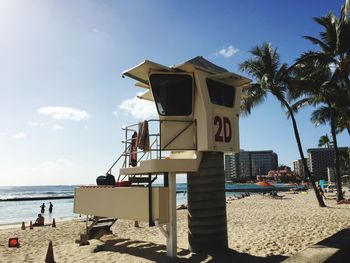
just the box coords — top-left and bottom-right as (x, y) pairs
(271, 194), (284, 199)
(268, 191), (284, 199)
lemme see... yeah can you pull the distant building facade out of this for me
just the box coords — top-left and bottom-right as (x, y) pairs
(266, 166), (293, 182)
(307, 147), (349, 181)
(224, 153), (238, 181)
(327, 167), (336, 182)
(293, 159), (306, 179)
(224, 150), (278, 181)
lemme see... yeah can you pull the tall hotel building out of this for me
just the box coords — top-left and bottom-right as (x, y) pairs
(307, 147), (348, 181)
(224, 150), (278, 181)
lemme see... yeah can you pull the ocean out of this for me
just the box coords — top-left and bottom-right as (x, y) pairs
(0, 183), (304, 225)
(0, 184), (188, 225)
(0, 185), (76, 225)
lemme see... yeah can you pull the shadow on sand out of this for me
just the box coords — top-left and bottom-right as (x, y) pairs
(93, 238), (288, 263)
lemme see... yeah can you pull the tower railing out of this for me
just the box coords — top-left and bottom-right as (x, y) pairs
(106, 119), (196, 178)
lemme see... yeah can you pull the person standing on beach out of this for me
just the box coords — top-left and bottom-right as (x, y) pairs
(40, 203), (45, 213)
(49, 202), (53, 213)
(318, 185), (326, 200)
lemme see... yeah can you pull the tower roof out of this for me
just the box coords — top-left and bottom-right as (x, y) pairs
(181, 56), (228, 74)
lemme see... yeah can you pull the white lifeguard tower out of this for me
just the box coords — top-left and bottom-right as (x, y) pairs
(74, 56), (250, 257)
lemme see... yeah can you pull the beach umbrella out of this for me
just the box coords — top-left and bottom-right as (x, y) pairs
(255, 181), (273, 187)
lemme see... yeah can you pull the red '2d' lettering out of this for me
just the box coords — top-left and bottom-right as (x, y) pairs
(223, 117), (232, 142)
(214, 116), (223, 142)
(214, 116), (232, 143)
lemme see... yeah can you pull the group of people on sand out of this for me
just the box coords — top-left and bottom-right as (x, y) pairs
(337, 199), (350, 204)
(33, 202), (53, 227)
(227, 192), (250, 201)
(317, 184), (350, 204)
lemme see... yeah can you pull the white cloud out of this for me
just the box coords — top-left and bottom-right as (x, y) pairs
(39, 158), (73, 171)
(92, 28), (108, 41)
(0, 132), (5, 136)
(0, 158), (82, 185)
(37, 106), (90, 121)
(28, 121), (38, 126)
(28, 121), (45, 126)
(216, 45), (239, 58)
(13, 132), (26, 139)
(329, 62), (336, 74)
(113, 110), (118, 116)
(92, 28), (106, 34)
(118, 93), (158, 120)
(52, 124), (64, 131)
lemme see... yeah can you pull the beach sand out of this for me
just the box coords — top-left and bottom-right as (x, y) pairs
(1, 190), (349, 262)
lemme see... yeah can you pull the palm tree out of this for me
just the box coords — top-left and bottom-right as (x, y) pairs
(311, 104), (345, 201)
(294, 6), (350, 201)
(239, 43), (326, 207)
(335, 115), (350, 136)
(318, 134), (330, 148)
(289, 60), (345, 201)
(297, 5), (350, 125)
(340, 148), (350, 175)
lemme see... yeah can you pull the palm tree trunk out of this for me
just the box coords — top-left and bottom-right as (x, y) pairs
(282, 99), (326, 207)
(329, 103), (344, 202)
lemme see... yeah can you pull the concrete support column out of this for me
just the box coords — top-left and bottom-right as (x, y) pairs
(187, 151), (228, 252)
(166, 172), (177, 257)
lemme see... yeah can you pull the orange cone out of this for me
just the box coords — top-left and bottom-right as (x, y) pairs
(45, 241), (55, 263)
(29, 221), (33, 230)
(21, 222), (25, 230)
(52, 218), (56, 228)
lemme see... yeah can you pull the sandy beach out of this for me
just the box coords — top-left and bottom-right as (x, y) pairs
(1, 190), (350, 262)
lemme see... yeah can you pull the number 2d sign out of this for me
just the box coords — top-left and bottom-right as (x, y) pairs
(214, 116), (232, 143)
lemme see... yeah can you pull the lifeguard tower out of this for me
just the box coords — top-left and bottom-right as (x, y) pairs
(74, 56), (251, 257)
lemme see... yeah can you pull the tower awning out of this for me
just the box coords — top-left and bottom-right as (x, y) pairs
(123, 60), (172, 85)
(137, 90), (154, 101)
(123, 56), (251, 89)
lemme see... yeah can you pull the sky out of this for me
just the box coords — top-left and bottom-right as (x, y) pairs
(0, 0), (348, 186)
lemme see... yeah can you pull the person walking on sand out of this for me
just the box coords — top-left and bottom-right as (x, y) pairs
(40, 203), (45, 213)
(49, 202), (53, 213)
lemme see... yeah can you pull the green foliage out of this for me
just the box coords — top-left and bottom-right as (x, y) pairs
(318, 135), (330, 148)
(291, 3), (350, 135)
(340, 149), (350, 174)
(238, 42), (290, 114)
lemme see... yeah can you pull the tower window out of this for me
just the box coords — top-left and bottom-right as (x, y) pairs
(150, 74), (193, 116)
(206, 78), (235, 108)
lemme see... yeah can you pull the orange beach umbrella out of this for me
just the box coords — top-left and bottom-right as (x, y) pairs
(255, 181), (273, 187)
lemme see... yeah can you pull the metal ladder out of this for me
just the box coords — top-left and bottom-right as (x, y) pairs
(86, 217), (118, 239)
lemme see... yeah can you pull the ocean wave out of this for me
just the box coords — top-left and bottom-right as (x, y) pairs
(0, 186), (75, 200)
(0, 193), (74, 200)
